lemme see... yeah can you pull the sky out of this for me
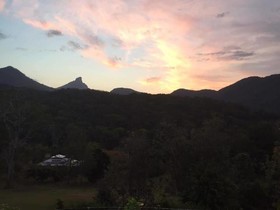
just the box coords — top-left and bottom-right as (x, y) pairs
(0, 0), (280, 93)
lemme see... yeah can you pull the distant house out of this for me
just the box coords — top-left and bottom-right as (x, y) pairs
(38, 154), (80, 167)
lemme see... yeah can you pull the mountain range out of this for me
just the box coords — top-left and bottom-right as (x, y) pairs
(171, 75), (280, 114)
(1, 66), (280, 114)
(0, 66), (88, 91)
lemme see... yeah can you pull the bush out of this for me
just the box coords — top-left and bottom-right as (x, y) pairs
(0, 204), (19, 210)
(124, 198), (140, 210)
(27, 166), (68, 182)
(56, 199), (64, 210)
(96, 188), (115, 206)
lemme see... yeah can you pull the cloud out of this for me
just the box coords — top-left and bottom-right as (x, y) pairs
(60, 41), (88, 51)
(144, 77), (162, 84)
(0, 0), (5, 11)
(193, 74), (234, 82)
(106, 57), (122, 68)
(216, 12), (229, 18)
(67, 41), (86, 50)
(6, 0), (280, 92)
(47, 29), (63, 37)
(23, 19), (56, 30)
(0, 31), (7, 40)
(230, 51), (255, 60)
(198, 48), (255, 61)
(82, 34), (104, 48)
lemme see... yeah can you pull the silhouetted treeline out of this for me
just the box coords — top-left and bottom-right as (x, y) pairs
(0, 87), (279, 209)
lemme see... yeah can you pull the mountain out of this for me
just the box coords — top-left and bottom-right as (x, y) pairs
(1, 65), (280, 114)
(172, 88), (217, 98)
(172, 74), (280, 114)
(110, 88), (138, 95)
(0, 66), (53, 91)
(217, 74), (280, 113)
(58, 77), (89, 90)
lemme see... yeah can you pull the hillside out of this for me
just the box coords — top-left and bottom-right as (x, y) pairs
(110, 87), (139, 95)
(0, 66), (53, 91)
(218, 74), (280, 113)
(172, 74), (280, 114)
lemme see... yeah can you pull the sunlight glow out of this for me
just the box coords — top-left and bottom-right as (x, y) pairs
(156, 40), (191, 91)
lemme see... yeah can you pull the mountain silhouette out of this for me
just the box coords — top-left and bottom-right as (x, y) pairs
(172, 74), (280, 114)
(58, 77), (89, 89)
(0, 66), (53, 91)
(217, 74), (280, 113)
(111, 88), (138, 95)
(172, 89), (217, 98)
(1, 66), (280, 114)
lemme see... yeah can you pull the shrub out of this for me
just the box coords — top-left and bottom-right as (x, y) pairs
(0, 204), (19, 210)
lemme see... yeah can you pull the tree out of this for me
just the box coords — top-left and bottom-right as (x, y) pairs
(82, 143), (110, 183)
(0, 95), (30, 188)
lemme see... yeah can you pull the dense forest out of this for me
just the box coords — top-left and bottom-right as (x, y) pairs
(0, 87), (280, 210)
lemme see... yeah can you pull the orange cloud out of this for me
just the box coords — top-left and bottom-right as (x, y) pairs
(144, 76), (162, 84)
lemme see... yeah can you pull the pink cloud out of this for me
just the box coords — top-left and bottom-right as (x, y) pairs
(0, 0), (5, 11)
(145, 77), (162, 84)
(23, 19), (55, 30)
(6, 0), (280, 92)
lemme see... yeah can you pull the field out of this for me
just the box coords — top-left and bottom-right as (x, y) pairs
(0, 184), (95, 210)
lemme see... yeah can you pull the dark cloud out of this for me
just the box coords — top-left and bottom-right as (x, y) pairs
(47, 30), (63, 37)
(83, 34), (104, 48)
(198, 47), (255, 61)
(0, 32), (7, 40)
(60, 41), (88, 51)
(230, 51), (254, 60)
(68, 41), (85, 50)
(216, 12), (229, 18)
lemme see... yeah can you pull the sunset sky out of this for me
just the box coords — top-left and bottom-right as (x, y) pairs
(0, 0), (280, 93)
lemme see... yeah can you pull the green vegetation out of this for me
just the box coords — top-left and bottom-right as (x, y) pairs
(0, 87), (280, 209)
(0, 185), (95, 210)
(124, 198), (141, 210)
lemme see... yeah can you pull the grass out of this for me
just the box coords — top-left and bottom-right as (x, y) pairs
(0, 184), (96, 210)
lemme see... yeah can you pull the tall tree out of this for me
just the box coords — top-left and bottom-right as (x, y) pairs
(0, 95), (30, 188)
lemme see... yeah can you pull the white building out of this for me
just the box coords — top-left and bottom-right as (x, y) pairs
(39, 154), (80, 167)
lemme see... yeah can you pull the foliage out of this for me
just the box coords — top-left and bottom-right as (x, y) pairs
(0, 88), (280, 209)
(96, 188), (115, 206)
(26, 166), (69, 182)
(82, 143), (110, 183)
(124, 198), (140, 210)
(55, 199), (64, 210)
(0, 204), (19, 210)
(0, 185), (95, 210)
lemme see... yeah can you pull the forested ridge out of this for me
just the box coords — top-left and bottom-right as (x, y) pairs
(0, 87), (280, 209)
